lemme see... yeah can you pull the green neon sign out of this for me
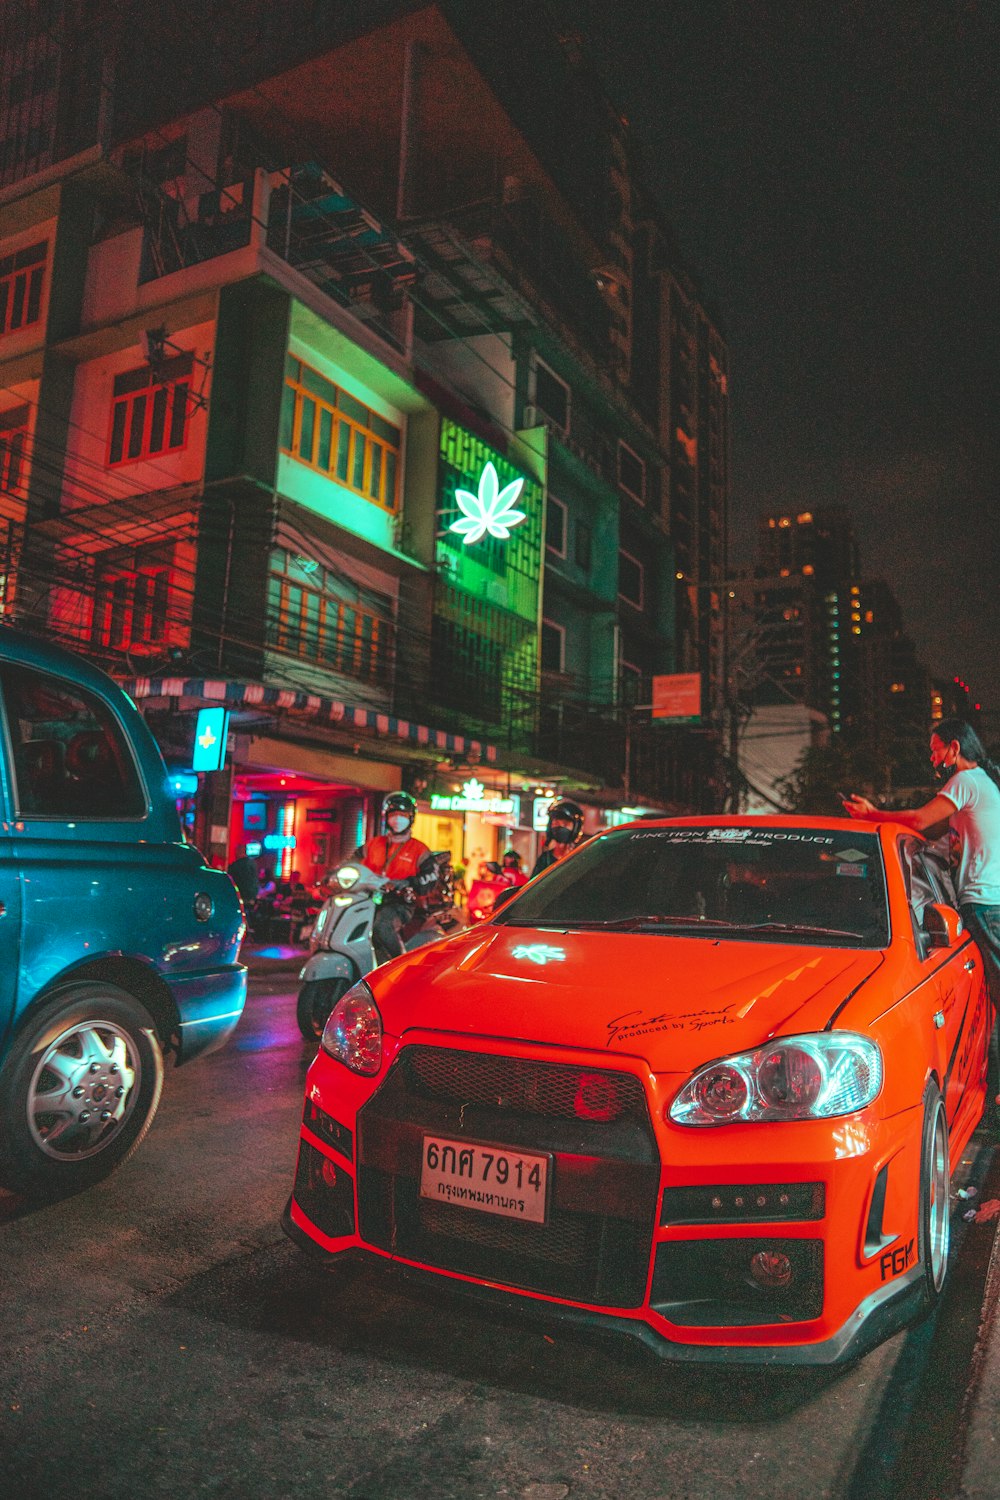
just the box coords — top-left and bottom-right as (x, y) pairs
(449, 461), (526, 545)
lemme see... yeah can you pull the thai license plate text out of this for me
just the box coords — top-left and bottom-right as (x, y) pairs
(419, 1135), (549, 1224)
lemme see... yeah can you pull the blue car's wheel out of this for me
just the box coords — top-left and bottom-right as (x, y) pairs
(0, 985), (164, 1200)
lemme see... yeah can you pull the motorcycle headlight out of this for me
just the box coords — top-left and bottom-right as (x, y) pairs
(336, 865), (361, 889)
(320, 981), (383, 1075)
(668, 1033), (883, 1126)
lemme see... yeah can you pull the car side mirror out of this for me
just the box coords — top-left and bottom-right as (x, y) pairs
(923, 902), (964, 949)
(491, 886), (519, 912)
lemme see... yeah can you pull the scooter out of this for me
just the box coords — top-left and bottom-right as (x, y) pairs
(296, 851), (463, 1040)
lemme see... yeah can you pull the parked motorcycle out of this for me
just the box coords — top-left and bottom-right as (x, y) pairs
(296, 850), (463, 1040)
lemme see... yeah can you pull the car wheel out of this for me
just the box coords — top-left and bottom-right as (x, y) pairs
(296, 978), (350, 1042)
(0, 985), (164, 1200)
(916, 1081), (951, 1313)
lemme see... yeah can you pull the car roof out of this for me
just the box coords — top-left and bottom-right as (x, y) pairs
(0, 624), (135, 704)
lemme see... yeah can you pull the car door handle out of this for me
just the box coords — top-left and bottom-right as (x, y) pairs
(965, 958), (977, 972)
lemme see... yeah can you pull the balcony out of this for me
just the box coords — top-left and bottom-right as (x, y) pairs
(405, 195), (611, 362)
(127, 159), (417, 356)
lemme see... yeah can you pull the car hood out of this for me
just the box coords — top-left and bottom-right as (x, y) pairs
(373, 924), (885, 1071)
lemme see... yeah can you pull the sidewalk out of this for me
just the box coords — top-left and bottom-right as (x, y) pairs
(958, 1200), (1000, 1498)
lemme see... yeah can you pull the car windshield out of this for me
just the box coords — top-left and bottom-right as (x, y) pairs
(495, 826), (890, 947)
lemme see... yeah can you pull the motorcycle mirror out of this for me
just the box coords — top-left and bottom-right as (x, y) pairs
(485, 861), (503, 875)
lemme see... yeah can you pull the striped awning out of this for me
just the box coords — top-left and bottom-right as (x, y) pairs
(118, 676), (497, 763)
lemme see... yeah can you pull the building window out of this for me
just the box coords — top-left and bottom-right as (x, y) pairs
(281, 356), (400, 513)
(575, 519), (592, 572)
(618, 549), (645, 609)
(545, 494), (567, 557)
(617, 442), (645, 502)
(107, 355), (192, 466)
(266, 549), (394, 683)
(0, 406), (29, 497)
(541, 617), (566, 673)
(0, 242), (47, 339)
(92, 554), (174, 652)
(531, 358), (570, 433)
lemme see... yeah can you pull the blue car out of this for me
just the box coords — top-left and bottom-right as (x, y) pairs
(0, 627), (246, 1198)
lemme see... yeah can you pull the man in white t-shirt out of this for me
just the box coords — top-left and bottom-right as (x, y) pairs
(845, 719), (1000, 1120)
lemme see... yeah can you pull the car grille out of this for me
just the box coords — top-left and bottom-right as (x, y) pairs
(402, 1045), (648, 1123)
(357, 1047), (660, 1308)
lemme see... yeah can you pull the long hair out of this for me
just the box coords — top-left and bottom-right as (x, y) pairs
(934, 718), (1000, 791)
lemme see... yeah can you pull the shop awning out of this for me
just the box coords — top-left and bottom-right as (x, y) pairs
(118, 676), (497, 764)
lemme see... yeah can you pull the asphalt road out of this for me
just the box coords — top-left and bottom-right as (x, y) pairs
(1, 975), (996, 1500)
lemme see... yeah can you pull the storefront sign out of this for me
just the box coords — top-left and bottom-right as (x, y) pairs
(263, 833), (297, 851)
(192, 707), (230, 771)
(431, 777), (517, 816)
(533, 796), (555, 831)
(652, 673), (701, 720)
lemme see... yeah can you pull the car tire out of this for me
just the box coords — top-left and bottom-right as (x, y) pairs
(296, 978), (351, 1042)
(0, 984), (164, 1201)
(916, 1081), (951, 1314)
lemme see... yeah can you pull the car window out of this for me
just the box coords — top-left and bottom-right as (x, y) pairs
(497, 826), (890, 947)
(1, 664), (146, 820)
(901, 834), (960, 957)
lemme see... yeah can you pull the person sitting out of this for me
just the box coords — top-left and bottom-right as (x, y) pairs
(530, 800), (585, 878)
(499, 849), (529, 888)
(356, 792), (435, 959)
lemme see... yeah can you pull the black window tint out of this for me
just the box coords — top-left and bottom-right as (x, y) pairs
(496, 827), (889, 948)
(2, 665), (146, 819)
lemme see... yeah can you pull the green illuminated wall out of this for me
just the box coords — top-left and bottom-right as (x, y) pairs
(433, 420), (543, 742)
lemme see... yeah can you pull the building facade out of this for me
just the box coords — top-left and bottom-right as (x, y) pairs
(0, 0), (734, 875)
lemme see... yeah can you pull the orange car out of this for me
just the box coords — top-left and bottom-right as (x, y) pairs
(283, 815), (993, 1365)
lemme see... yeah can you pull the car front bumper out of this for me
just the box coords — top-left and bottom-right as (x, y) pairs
(283, 1038), (926, 1365)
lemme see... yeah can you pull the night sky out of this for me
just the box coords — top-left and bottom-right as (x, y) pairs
(559, 0), (1000, 726)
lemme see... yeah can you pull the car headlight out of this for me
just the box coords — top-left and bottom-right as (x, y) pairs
(320, 981), (383, 1075)
(668, 1033), (883, 1126)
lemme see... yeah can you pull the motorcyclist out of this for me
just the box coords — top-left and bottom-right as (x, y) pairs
(355, 791), (435, 959)
(499, 849), (529, 888)
(530, 799), (585, 878)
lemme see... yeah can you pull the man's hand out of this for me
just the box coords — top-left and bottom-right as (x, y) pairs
(843, 794), (875, 819)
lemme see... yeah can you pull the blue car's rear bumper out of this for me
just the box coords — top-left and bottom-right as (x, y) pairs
(169, 965), (247, 1062)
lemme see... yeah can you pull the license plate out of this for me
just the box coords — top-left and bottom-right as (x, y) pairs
(419, 1135), (550, 1224)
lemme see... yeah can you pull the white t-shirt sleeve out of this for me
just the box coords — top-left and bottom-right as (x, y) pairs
(940, 769), (978, 813)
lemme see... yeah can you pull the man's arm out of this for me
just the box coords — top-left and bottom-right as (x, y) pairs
(844, 793), (956, 832)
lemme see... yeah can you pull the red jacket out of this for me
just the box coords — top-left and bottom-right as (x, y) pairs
(361, 835), (431, 881)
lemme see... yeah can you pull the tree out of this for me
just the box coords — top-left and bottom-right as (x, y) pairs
(775, 740), (891, 815)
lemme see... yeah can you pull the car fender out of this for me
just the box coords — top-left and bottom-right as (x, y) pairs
(299, 951), (359, 984)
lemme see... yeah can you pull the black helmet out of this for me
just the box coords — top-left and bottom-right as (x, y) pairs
(382, 790), (417, 833)
(502, 849), (522, 867)
(546, 799), (584, 843)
